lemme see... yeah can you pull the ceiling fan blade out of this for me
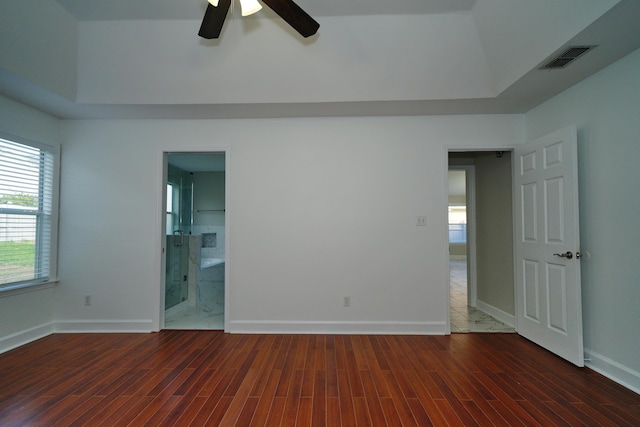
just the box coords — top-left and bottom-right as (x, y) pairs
(198, 0), (232, 39)
(261, 0), (320, 38)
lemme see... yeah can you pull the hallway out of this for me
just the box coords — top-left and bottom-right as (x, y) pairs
(450, 259), (515, 333)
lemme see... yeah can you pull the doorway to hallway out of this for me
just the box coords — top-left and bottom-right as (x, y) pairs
(449, 259), (514, 332)
(448, 153), (515, 333)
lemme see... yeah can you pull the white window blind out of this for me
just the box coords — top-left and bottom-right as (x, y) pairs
(0, 137), (55, 288)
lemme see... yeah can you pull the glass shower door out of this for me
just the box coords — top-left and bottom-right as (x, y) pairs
(165, 170), (193, 310)
(165, 230), (188, 309)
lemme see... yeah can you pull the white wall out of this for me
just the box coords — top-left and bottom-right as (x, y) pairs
(193, 172), (225, 228)
(474, 152), (514, 317)
(76, 15), (494, 105)
(0, 95), (60, 352)
(526, 48), (640, 391)
(0, 0), (77, 100)
(57, 115), (523, 334)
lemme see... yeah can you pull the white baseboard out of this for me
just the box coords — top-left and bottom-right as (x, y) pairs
(0, 322), (55, 355)
(0, 319), (155, 354)
(585, 348), (640, 395)
(475, 300), (515, 327)
(229, 320), (447, 335)
(54, 319), (155, 333)
(0, 319), (445, 354)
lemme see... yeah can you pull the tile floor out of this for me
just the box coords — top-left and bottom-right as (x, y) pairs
(450, 259), (515, 333)
(165, 281), (224, 330)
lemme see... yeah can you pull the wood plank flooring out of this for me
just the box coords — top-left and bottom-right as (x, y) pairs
(1, 331), (639, 426)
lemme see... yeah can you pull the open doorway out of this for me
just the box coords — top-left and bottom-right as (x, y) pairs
(449, 152), (516, 333)
(162, 152), (227, 330)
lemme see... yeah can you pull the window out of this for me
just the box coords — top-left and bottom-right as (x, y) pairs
(166, 183), (179, 235)
(448, 206), (467, 243)
(0, 135), (58, 291)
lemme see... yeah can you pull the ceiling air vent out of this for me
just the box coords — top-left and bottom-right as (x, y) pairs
(540, 46), (596, 70)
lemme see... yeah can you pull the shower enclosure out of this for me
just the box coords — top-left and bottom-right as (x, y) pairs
(165, 164), (193, 310)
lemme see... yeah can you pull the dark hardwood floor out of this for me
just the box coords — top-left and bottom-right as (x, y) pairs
(0, 331), (638, 426)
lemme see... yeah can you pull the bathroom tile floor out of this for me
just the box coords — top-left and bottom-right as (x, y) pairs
(165, 305), (224, 330)
(165, 281), (224, 330)
(450, 259), (515, 333)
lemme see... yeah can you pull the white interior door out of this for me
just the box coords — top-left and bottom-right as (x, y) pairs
(514, 125), (584, 366)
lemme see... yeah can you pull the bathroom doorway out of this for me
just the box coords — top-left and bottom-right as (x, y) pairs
(162, 152), (227, 330)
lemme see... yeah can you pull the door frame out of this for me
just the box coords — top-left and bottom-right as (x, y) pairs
(159, 148), (231, 332)
(445, 148), (515, 334)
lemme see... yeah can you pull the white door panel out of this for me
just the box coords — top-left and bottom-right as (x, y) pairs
(514, 125), (583, 366)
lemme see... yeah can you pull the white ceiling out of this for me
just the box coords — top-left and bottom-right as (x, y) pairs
(1, 0), (640, 119)
(55, 0), (477, 20)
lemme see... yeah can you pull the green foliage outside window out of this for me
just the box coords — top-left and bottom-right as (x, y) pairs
(0, 193), (37, 207)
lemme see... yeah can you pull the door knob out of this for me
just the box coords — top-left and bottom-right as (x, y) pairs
(553, 251), (573, 259)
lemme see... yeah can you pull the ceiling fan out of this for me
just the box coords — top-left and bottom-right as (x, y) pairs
(198, 0), (320, 39)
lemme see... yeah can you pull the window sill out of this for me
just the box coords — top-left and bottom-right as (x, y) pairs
(0, 280), (58, 298)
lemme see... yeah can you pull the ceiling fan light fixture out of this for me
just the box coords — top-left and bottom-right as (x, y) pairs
(239, 0), (262, 16)
(199, 0), (319, 40)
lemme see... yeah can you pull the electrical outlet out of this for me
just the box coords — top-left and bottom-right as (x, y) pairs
(84, 295), (92, 306)
(417, 215), (427, 226)
(343, 296), (351, 307)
